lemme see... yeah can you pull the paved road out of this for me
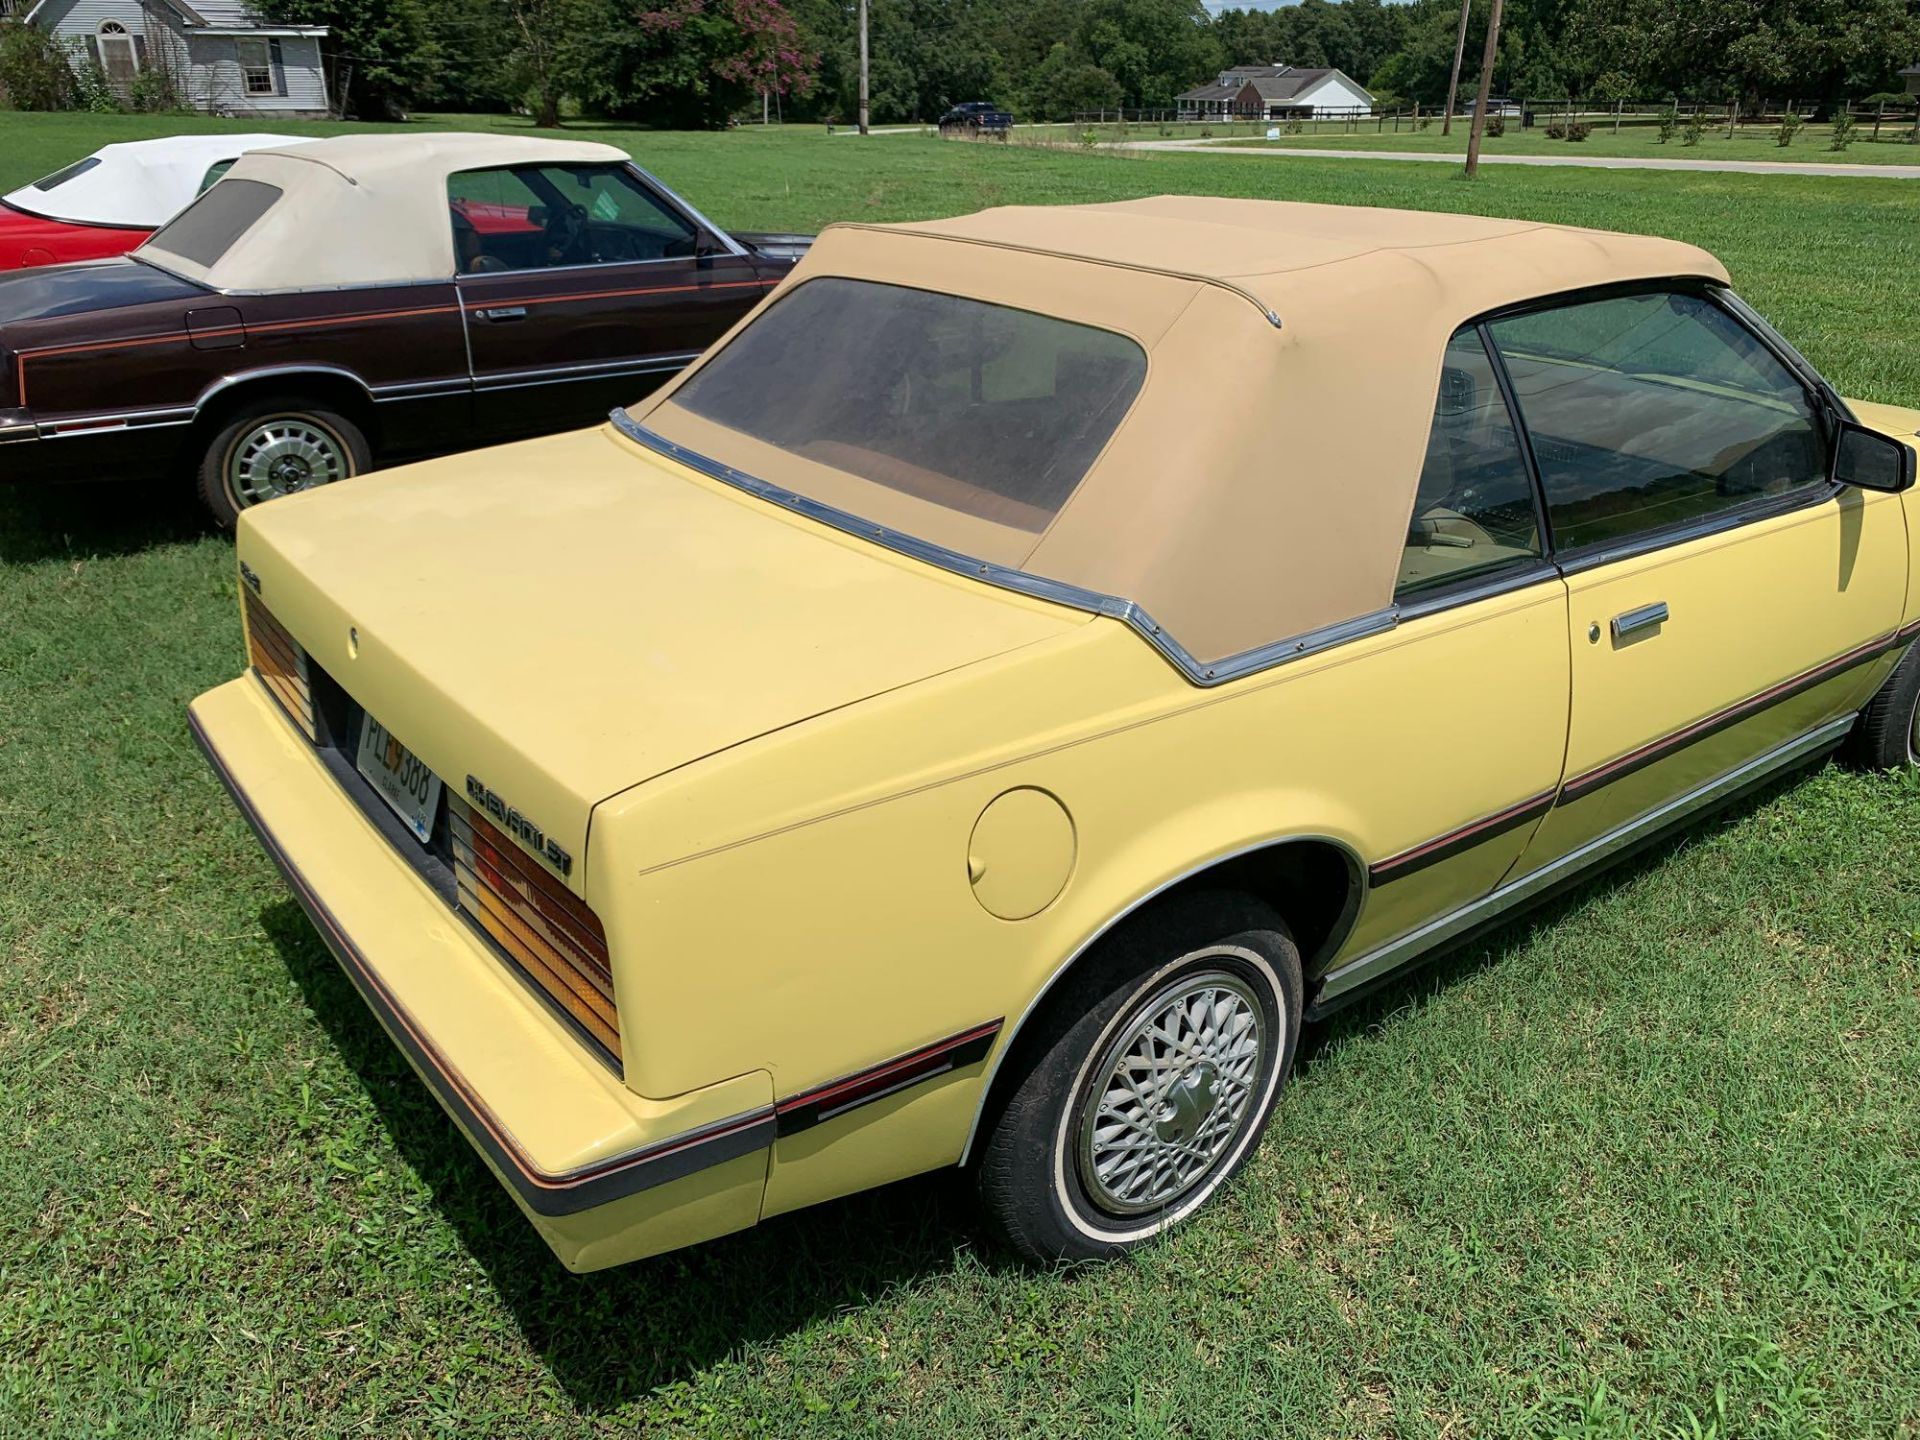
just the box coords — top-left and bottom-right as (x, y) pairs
(1114, 138), (1920, 179)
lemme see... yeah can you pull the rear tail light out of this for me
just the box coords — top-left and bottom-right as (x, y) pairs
(449, 798), (618, 1056)
(243, 589), (316, 741)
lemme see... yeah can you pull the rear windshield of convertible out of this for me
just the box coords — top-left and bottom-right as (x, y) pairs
(665, 278), (1147, 533)
(143, 178), (282, 268)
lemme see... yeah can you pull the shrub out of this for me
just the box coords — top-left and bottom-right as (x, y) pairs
(1656, 102), (1678, 143)
(1199, 124), (1212, 138)
(1682, 115), (1704, 146)
(129, 65), (186, 112)
(1545, 120), (1565, 139)
(1485, 114), (1504, 138)
(1077, 126), (1099, 148)
(1284, 116), (1302, 134)
(1565, 120), (1591, 141)
(0, 22), (77, 110)
(1829, 110), (1856, 151)
(1775, 112), (1802, 146)
(67, 46), (120, 112)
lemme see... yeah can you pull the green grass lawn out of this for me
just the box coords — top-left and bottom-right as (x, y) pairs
(6, 112), (1920, 1438)
(1209, 120), (1920, 166)
(1049, 117), (1920, 166)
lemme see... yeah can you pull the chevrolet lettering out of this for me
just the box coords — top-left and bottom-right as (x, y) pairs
(467, 776), (572, 877)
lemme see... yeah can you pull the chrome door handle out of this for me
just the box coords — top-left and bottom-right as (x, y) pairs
(1611, 601), (1669, 640)
(477, 306), (527, 322)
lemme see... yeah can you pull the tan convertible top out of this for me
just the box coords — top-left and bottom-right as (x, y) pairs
(135, 132), (629, 291)
(635, 197), (1730, 671)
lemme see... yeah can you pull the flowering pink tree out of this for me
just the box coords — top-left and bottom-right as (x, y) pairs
(605, 0), (818, 123)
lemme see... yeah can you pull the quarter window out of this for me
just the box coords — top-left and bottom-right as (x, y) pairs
(1488, 290), (1826, 553)
(142, 177), (282, 268)
(446, 164), (698, 273)
(1396, 326), (1543, 598)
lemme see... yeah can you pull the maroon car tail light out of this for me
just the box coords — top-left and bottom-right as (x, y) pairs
(243, 589), (317, 741)
(449, 797), (619, 1056)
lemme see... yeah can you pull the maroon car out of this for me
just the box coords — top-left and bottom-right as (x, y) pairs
(0, 133), (809, 526)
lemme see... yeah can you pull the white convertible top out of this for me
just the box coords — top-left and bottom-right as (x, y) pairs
(134, 132), (632, 291)
(3, 134), (306, 228)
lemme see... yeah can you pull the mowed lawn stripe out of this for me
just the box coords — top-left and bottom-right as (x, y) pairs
(2, 113), (1918, 1438)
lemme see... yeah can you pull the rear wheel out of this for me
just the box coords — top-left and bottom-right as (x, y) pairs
(197, 398), (370, 529)
(1843, 638), (1920, 770)
(974, 893), (1302, 1263)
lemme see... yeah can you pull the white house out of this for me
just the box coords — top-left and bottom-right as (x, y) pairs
(26, 0), (329, 118)
(1177, 64), (1374, 120)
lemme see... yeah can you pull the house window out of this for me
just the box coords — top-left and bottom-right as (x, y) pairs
(96, 20), (138, 88)
(237, 37), (273, 95)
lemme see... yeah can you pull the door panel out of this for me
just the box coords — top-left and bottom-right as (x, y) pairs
(459, 255), (769, 433)
(448, 160), (779, 439)
(1514, 489), (1905, 873)
(1337, 577), (1572, 961)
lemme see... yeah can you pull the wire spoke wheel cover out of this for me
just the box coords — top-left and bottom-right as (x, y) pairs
(1075, 965), (1269, 1217)
(226, 415), (352, 508)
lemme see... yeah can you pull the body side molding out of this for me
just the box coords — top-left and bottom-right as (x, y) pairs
(1314, 714), (1858, 1015)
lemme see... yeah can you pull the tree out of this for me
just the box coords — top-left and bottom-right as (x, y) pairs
(1022, 41), (1121, 118)
(572, 0), (818, 127)
(265, 0), (438, 117)
(1076, 0), (1217, 109)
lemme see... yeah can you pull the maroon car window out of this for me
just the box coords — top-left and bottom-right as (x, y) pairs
(666, 278), (1148, 533)
(144, 179), (283, 268)
(447, 165), (697, 273)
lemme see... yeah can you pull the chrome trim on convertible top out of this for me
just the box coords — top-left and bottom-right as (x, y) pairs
(609, 411), (1398, 687)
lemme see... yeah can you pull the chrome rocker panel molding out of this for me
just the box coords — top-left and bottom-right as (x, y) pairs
(610, 412), (1396, 688)
(1309, 714), (1858, 1013)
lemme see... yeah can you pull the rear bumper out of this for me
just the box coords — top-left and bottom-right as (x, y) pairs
(189, 675), (775, 1270)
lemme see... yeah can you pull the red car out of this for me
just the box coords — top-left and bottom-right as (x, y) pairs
(1, 134), (305, 270)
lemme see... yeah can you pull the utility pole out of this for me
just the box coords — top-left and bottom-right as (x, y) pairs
(1463, 0), (1504, 178)
(1441, 0), (1471, 137)
(857, 0), (870, 136)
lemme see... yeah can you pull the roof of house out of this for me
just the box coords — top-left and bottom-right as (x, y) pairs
(22, 0), (320, 28)
(634, 197), (1725, 666)
(1178, 64), (1369, 104)
(136, 133), (631, 290)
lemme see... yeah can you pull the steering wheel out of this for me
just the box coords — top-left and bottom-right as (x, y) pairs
(543, 202), (590, 265)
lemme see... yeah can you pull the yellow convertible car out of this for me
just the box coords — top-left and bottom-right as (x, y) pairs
(191, 199), (1920, 1269)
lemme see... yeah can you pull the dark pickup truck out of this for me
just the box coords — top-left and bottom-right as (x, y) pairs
(937, 102), (1014, 138)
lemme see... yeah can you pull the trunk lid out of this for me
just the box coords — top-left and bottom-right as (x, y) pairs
(236, 423), (1087, 882)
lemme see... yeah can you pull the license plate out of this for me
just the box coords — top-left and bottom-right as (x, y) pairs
(355, 713), (442, 844)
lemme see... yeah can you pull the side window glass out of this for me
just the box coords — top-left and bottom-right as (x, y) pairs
(1488, 291), (1826, 553)
(447, 165), (697, 274)
(198, 159), (236, 195)
(1396, 327), (1543, 598)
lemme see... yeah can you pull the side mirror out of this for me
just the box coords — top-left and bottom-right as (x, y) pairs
(695, 235), (719, 270)
(1833, 419), (1916, 494)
